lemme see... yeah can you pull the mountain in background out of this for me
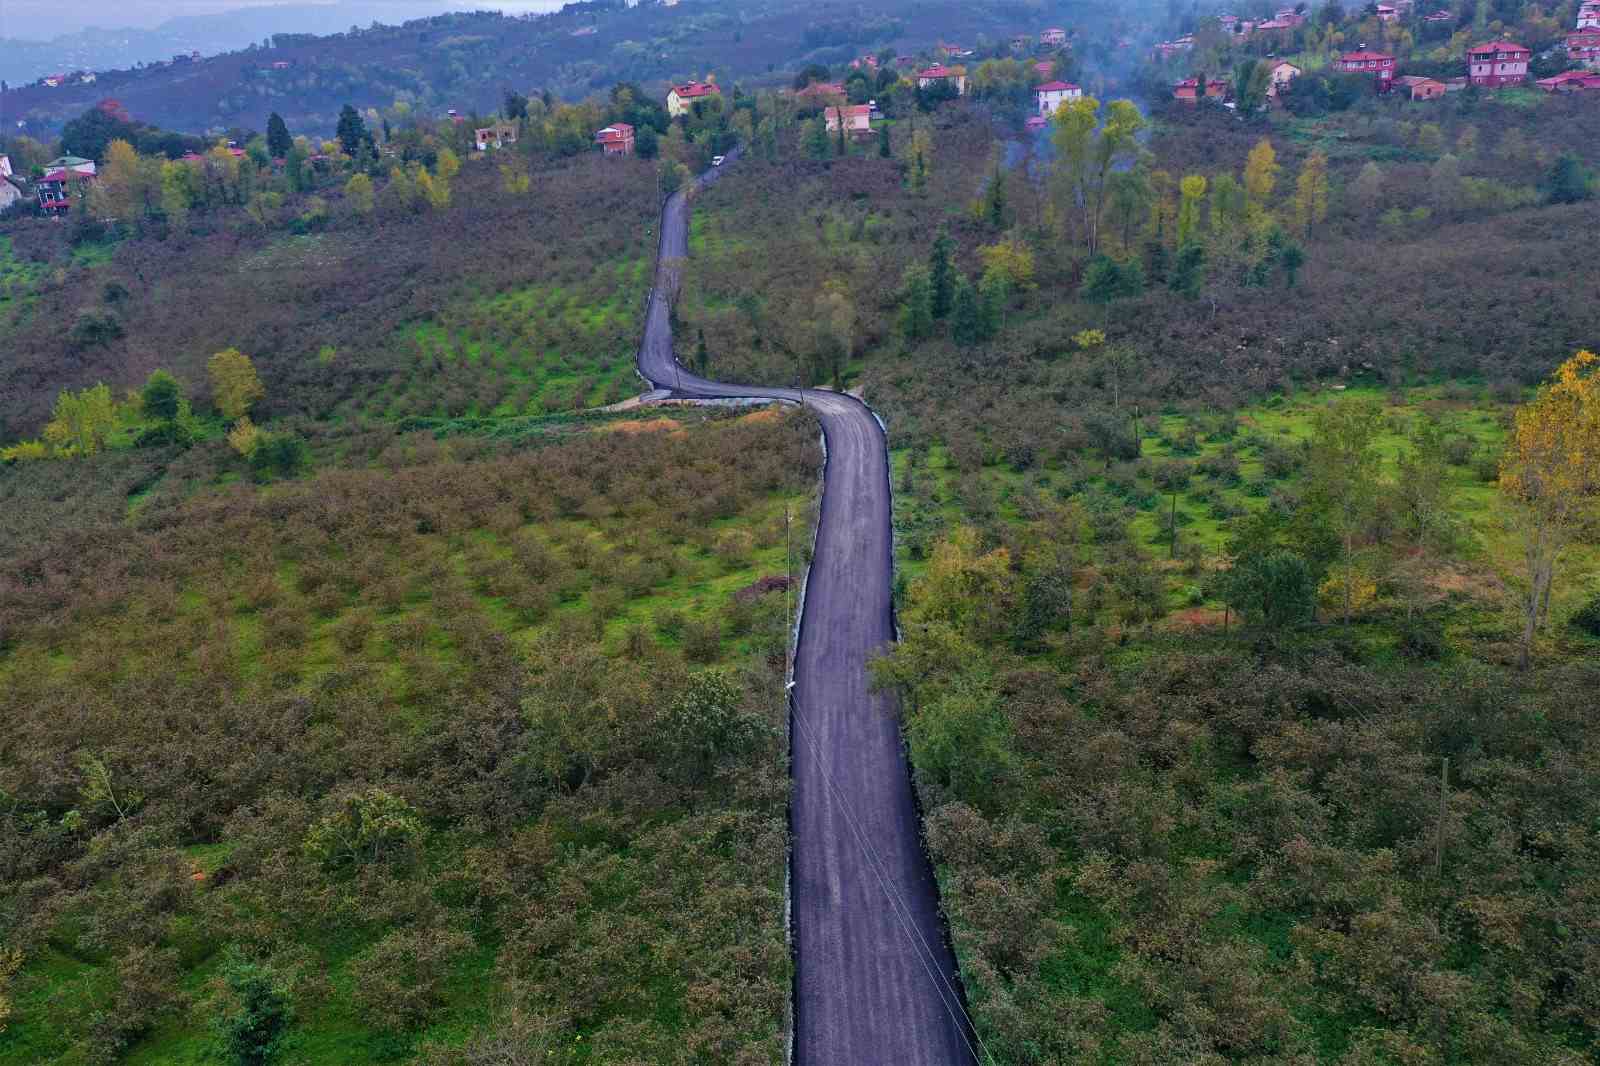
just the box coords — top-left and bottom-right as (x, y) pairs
(0, 0), (1041, 139)
(0, 3), (564, 86)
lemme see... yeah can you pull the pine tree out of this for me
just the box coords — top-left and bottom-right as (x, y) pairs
(878, 122), (891, 158)
(986, 167), (1007, 228)
(266, 112), (292, 159)
(928, 227), (956, 319)
(900, 268), (934, 340)
(336, 104), (369, 158)
(951, 275), (980, 345)
(804, 117), (831, 160)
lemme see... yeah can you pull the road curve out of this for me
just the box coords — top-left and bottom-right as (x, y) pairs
(637, 154), (977, 1066)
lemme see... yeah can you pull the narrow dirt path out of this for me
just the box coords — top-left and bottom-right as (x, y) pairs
(636, 154), (978, 1066)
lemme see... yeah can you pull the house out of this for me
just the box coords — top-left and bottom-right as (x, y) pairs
(795, 81), (846, 102)
(1568, 30), (1600, 69)
(1153, 35), (1195, 60)
(824, 104), (872, 135)
(1011, 35), (1032, 52)
(594, 122), (635, 154)
(849, 54), (880, 70)
(45, 155), (96, 176)
(1467, 41), (1530, 86)
(1025, 115), (1049, 132)
(1337, 50), (1397, 88)
(41, 73), (65, 88)
(1537, 68), (1600, 90)
(0, 178), (22, 213)
(1398, 74), (1448, 99)
(1173, 76), (1228, 102)
(475, 121), (518, 150)
(271, 60), (292, 70)
(916, 65), (967, 94)
(1424, 10), (1454, 22)
(1255, 18), (1297, 33)
(1034, 60), (1055, 78)
(0, 155), (11, 178)
(37, 168), (92, 216)
(1376, 4), (1399, 21)
(1579, 1), (1600, 28)
(666, 80), (720, 117)
(1268, 60), (1302, 95)
(1035, 80), (1082, 114)
(74, 71), (96, 85)
(1040, 27), (1068, 46)
(1274, 8), (1307, 25)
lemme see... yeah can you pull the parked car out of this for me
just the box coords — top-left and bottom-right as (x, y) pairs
(711, 155), (725, 166)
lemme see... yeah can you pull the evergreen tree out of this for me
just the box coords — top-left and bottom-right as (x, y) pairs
(1143, 239), (1170, 286)
(266, 113), (292, 160)
(336, 104), (369, 158)
(878, 123), (891, 158)
(1280, 242), (1305, 288)
(900, 268), (934, 340)
(695, 328), (709, 375)
(836, 110), (847, 156)
(1545, 153), (1592, 205)
(986, 167), (1007, 228)
(804, 117), (831, 160)
(951, 275), (981, 345)
(928, 227), (956, 319)
(141, 369), (183, 423)
(978, 271), (1007, 340)
(1169, 243), (1207, 299)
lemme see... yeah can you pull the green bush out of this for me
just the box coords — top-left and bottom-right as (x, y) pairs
(1569, 593), (1600, 638)
(211, 952), (292, 1066)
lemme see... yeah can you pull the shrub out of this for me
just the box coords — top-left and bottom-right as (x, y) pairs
(682, 618), (723, 663)
(1569, 593), (1600, 638)
(349, 927), (475, 1033)
(211, 952), (291, 1066)
(303, 788), (425, 870)
(250, 433), (310, 480)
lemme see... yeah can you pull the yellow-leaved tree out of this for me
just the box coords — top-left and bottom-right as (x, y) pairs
(1499, 350), (1600, 667)
(208, 348), (264, 420)
(42, 383), (116, 457)
(1177, 174), (1207, 246)
(1243, 137), (1279, 220)
(345, 172), (374, 215)
(1292, 150), (1329, 235)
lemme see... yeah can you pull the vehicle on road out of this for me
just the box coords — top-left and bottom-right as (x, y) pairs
(711, 155), (725, 166)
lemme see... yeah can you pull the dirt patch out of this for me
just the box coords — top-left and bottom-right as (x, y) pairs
(737, 407), (785, 426)
(609, 417), (684, 435)
(1167, 606), (1229, 630)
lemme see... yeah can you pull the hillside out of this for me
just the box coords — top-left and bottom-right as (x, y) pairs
(0, 0), (1082, 138)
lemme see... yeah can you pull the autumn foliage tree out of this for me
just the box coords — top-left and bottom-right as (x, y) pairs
(208, 348), (264, 420)
(1498, 350), (1600, 667)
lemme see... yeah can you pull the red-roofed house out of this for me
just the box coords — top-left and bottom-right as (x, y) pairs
(1568, 30), (1600, 69)
(1268, 60), (1302, 96)
(1579, 0), (1600, 28)
(1173, 76), (1228, 102)
(1538, 69), (1600, 90)
(1025, 115), (1049, 132)
(594, 122), (635, 155)
(1337, 50), (1397, 88)
(1397, 75), (1448, 99)
(37, 169), (92, 216)
(1424, 9), (1454, 21)
(824, 104), (873, 135)
(1467, 41), (1530, 85)
(474, 121), (518, 151)
(795, 81), (846, 103)
(1034, 60), (1055, 77)
(1036, 80), (1082, 114)
(667, 81), (720, 117)
(1040, 27), (1068, 46)
(916, 65), (968, 94)
(1376, 4), (1399, 21)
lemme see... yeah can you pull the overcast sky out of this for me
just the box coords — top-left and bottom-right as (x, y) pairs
(3, 0), (566, 38)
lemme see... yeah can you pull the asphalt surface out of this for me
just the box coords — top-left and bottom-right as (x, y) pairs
(636, 153), (978, 1066)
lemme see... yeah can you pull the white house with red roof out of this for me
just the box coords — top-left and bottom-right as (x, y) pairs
(594, 122), (635, 155)
(666, 80), (720, 117)
(916, 65), (967, 94)
(1376, 4), (1399, 21)
(1337, 49), (1397, 88)
(1467, 41), (1529, 86)
(1579, 1), (1600, 28)
(1035, 80), (1082, 114)
(824, 104), (872, 135)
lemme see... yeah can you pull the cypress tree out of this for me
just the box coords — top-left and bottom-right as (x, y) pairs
(266, 112), (292, 159)
(928, 227), (956, 319)
(951, 275), (980, 346)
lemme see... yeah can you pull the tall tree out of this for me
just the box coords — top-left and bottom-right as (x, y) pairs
(1304, 397), (1385, 625)
(141, 369), (184, 422)
(900, 267), (934, 340)
(344, 172), (374, 215)
(1353, 161), (1383, 218)
(208, 348), (265, 420)
(266, 112), (292, 159)
(336, 104), (370, 158)
(928, 227), (956, 319)
(1291, 150), (1329, 235)
(1243, 137), (1279, 218)
(1176, 174), (1207, 246)
(1498, 350), (1600, 667)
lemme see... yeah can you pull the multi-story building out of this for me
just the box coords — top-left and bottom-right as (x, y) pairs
(1337, 50), (1398, 89)
(1466, 41), (1530, 86)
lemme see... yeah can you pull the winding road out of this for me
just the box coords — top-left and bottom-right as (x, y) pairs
(636, 156), (978, 1066)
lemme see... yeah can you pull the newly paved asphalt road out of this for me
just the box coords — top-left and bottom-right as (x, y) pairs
(636, 155), (977, 1066)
